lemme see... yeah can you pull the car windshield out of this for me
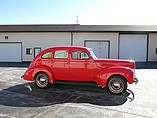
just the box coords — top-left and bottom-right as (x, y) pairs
(90, 50), (97, 59)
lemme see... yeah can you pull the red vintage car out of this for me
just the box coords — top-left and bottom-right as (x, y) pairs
(22, 46), (138, 95)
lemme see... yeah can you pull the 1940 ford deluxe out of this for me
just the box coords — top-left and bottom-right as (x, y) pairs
(22, 46), (138, 95)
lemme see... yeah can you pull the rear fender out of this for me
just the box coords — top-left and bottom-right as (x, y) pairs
(24, 65), (54, 83)
(95, 66), (133, 86)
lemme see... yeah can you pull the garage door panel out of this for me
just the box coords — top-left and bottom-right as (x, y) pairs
(0, 43), (22, 62)
(85, 41), (109, 58)
(119, 35), (147, 62)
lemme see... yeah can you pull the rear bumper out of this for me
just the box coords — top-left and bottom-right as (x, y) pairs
(21, 75), (24, 78)
(134, 78), (138, 84)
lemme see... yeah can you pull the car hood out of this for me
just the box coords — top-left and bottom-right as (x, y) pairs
(94, 58), (135, 69)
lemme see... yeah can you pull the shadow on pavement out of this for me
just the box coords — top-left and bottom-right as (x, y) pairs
(0, 83), (132, 107)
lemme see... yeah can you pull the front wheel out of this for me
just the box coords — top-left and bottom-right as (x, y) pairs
(35, 72), (49, 88)
(107, 76), (127, 95)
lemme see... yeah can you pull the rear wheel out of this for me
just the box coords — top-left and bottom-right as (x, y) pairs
(35, 72), (49, 88)
(107, 76), (127, 95)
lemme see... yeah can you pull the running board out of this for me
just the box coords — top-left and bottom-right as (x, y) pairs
(53, 81), (99, 86)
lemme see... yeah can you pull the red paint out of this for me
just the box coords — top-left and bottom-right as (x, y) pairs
(23, 46), (136, 87)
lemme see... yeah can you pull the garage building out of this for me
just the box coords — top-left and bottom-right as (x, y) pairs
(0, 24), (157, 62)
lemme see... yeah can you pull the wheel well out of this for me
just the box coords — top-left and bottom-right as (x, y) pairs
(107, 74), (127, 84)
(34, 71), (54, 83)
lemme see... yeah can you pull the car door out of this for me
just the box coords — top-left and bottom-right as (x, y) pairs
(52, 50), (69, 80)
(69, 50), (93, 81)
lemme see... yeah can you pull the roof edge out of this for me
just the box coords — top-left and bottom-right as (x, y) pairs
(0, 24), (157, 32)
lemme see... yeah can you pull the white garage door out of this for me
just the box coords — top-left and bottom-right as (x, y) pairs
(0, 43), (22, 62)
(85, 41), (109, 58)
(119, 34), (147, 62)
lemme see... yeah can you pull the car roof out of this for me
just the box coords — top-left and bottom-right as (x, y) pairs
(45, 46), (92, 51)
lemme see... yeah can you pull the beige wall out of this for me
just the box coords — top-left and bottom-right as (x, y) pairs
(148, 33), (157, 61)
(73, 33), (119, 59)
(3, 32), (153, 62)
(0, 32), (71, 61)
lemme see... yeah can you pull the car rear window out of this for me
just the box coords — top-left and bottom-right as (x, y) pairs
(42, 52), (52, 59)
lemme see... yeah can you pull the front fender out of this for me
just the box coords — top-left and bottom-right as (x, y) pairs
(95, 66), (134, 86)
(23, 65), (54, 83)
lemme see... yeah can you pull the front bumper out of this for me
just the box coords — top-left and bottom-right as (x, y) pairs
(134, 78), (138, 84)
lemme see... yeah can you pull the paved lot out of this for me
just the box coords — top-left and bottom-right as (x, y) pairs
(0, 65), (157, 118)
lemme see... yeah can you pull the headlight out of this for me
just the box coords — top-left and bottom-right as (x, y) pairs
(131, 68), (136, 81)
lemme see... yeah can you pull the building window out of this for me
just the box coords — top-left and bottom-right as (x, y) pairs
(5, 36), (8, 39)
(26, 48), (33, 55)
(54, 50), (68, 59)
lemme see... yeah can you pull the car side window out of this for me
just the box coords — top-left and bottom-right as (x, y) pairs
(72, 51), (89, 59)
(54, 50), (68, 59)
(42, 52), (52, 59)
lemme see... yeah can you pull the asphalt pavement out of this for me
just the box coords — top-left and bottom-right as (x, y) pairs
(0, 63), (157, 118)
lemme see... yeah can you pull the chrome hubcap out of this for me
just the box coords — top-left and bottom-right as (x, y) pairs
(108, 78), (124, 94)
(113, 81), (121, 89)
(37, 75), (47, 86)
(40, 77), (46, 82)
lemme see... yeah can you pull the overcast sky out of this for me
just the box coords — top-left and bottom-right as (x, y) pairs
(0, 0), (157, 25)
